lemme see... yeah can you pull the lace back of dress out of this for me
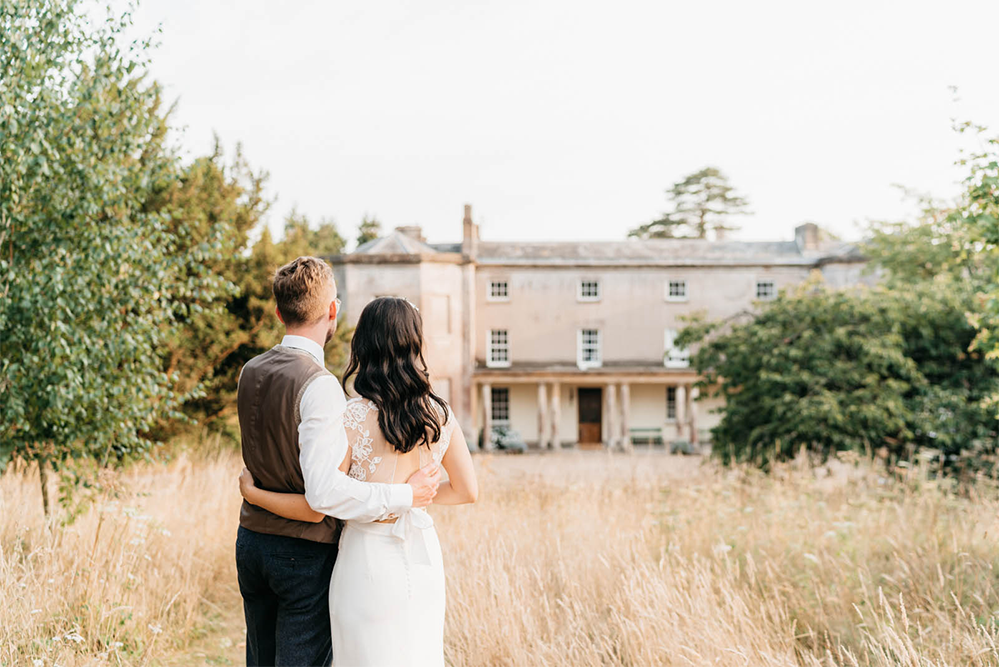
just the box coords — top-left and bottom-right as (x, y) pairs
(344, 398), (455, 486)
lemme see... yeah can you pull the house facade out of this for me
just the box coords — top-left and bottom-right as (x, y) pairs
(329, 205), (866, 450)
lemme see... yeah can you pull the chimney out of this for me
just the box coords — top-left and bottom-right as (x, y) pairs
(395, 225), (425, 243)
(462, 203), (479, 259)
(795, 222), (820, 252)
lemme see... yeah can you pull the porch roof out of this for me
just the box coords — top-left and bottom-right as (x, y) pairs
(473, 361), (698, 384)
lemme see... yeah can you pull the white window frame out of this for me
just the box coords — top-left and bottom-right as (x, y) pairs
(491, 387), (511, 424)
(486, 329), (511, 368)
(487, 280), (510, 302)
(664, 328), (690, 368)
(577, 328), (602, 369)
(577, 279), (601, 302)
(665, 278), (689, 302)
(755, 279), (776, 301)
(666, 386), (677, 421)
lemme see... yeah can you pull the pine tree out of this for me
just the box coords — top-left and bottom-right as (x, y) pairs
(630, 167), (751, 240)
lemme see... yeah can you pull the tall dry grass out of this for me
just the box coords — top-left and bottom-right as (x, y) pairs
(0, 453), (242, 666)
(3, 450), (999, 666)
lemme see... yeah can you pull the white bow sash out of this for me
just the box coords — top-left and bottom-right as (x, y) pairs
(388, 507), (435, 566)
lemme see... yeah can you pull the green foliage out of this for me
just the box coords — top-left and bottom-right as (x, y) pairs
(679, 125), (999, 474)
(170, 205), (353, 435)
(0, 0), (233, 501)
(629, 167), (751, 240)
(147, 192), (354, 437)
(951, 127), (999, 371)
(863, 189), (969, 286)
(680, 277), (999, 470)
(143, 141), (273, 438)
(356, 215), (382, 247)
(281, 208), (346, 258)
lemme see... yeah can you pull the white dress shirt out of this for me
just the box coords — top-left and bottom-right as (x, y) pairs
(281, 335), (413, 521)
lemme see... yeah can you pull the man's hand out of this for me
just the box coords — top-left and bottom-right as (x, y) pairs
(407, 462), (441, 508)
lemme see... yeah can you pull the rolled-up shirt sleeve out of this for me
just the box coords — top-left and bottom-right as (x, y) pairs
(299, 374), (413, 520)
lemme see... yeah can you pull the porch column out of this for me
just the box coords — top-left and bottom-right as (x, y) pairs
(469, 377), (479, 451)
(601, 387), (610, 444)
(620, 383), (632, 452)
(549, 382), (561, 450)
(675, 384), (687, 445)
(689, 385), (699, 446)
(537, 382), (549, 450)
(481, 383), (493, 451)
(605, 383), (619, 450)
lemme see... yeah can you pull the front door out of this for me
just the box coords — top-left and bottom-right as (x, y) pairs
(577, 387), (602, 445)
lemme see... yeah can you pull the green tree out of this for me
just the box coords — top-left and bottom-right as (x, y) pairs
(147, 191), (356, 437)
(629, 167), (751, 240)
(863, 189), (970, 286)
(679, 277), (998, 471)
(144, 141), (272, 437)
(356, 215), (382, 247)
(281, 208), (346, 257)
(951, 127), (999, 378)
(0, 0), (232, 513)
(197, 213), (354, 430)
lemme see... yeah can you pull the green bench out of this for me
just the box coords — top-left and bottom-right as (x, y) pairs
(629, 427), (664, 446)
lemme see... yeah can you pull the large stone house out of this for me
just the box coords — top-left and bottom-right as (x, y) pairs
(329, 205), (866, 450)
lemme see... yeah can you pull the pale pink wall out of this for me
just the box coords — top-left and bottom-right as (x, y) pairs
(474, 265), (812, 366)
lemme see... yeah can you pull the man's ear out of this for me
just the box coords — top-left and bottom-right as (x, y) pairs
(328, 297), (338, 321)
(274, 305), (285, 324)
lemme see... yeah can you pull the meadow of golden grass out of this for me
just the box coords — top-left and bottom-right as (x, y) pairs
(2, 449), (998, 666)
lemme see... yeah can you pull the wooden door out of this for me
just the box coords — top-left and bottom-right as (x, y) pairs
(577, 387), (602, 445)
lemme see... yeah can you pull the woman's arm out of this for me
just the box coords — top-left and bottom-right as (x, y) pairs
(431, 424), (478, 505)
(239, 468), (327, 523)
(239, 446), (354, 523)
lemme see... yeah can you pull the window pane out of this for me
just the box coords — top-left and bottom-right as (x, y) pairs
(666, 386), (677, 420)
(579, 329), (601, 364)
(665, 328), (689, 368)
(491, 387), (510, 421)
(489, 329), (510, 364)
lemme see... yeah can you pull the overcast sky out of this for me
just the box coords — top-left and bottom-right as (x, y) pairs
(125, 0), (999, 248)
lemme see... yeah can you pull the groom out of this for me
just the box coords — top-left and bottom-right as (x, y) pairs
(235, 256), (441, 667)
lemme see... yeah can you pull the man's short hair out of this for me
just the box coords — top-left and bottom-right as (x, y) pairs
(272, 257), (336, 326)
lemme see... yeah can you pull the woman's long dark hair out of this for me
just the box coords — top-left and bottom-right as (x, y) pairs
(341, 297), (449, 453)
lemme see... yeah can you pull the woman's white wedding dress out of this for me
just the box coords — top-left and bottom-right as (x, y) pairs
(330, 397), (455, 667)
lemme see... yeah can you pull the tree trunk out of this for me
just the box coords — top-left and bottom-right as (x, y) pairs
(39, 459), (51, 518)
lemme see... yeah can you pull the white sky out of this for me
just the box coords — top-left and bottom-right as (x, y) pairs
(125, 0), (999, 248)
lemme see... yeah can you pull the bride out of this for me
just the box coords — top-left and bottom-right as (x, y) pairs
(239, 296), (478, 666)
